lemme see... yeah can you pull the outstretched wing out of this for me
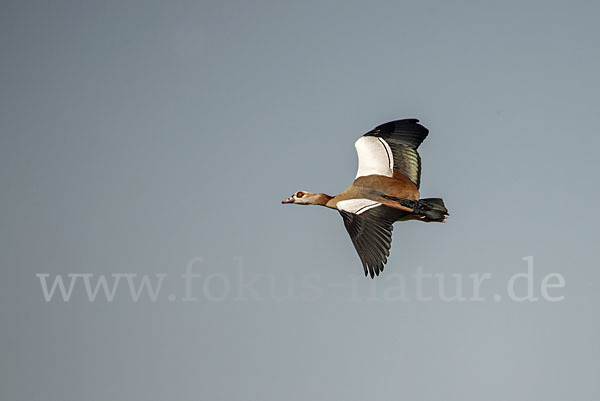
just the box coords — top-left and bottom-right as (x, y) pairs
(355, 119), (429, 188)
(337, 199), (408, 278)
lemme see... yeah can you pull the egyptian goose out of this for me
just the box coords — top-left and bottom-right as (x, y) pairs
(282, 119), (448, 278)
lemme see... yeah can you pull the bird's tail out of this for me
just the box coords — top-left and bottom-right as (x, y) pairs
(381, 195), (449, 221)
(415, 198), (449, 221)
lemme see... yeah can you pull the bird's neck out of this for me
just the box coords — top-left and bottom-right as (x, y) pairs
(313, 193), (334, 208)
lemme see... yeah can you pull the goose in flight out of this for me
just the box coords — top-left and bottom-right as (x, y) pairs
(282, 119), (448, 278)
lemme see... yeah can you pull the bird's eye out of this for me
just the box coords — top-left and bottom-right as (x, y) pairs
(296, 191), (304, 198)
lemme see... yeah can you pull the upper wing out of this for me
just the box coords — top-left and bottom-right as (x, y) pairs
(337, 199), (408, 278)
(355, 119), (429, 188)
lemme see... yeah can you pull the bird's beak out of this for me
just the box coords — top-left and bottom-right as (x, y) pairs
(282, 196), (294, 204)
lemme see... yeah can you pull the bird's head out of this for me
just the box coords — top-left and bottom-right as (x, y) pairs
(282, 191), (324, 205)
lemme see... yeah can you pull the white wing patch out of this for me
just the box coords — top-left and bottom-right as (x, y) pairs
(354, 136), (394, 179)
(337, 199), (382, 215)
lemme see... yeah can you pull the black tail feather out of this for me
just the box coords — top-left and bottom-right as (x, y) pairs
(416, 198), (448, 220)
(381, 195), (449, 221)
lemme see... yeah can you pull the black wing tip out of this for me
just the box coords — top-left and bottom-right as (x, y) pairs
(370, 118), (428, 132)
(364, 262), (385, 279)
(364, 118), (429, 147)
(378, 118), (421, 127)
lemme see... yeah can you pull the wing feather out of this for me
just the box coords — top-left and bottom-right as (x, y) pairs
(362, 119), (429, 188)
(338, 205), (408, 278)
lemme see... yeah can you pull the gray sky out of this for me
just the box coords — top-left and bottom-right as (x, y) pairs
(1, 1), (599, 400)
